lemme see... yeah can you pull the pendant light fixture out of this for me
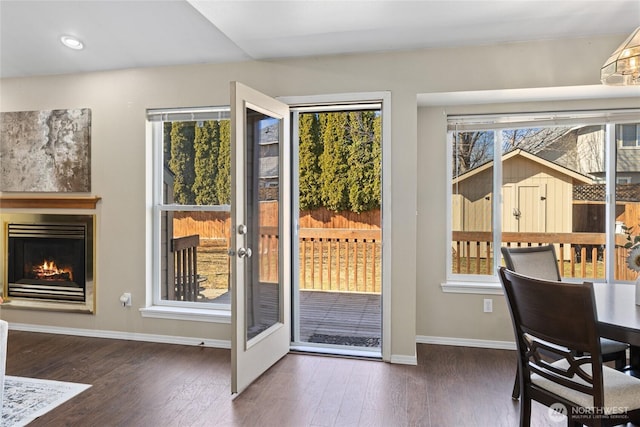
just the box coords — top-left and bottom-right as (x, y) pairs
(601, 26), (640, 85)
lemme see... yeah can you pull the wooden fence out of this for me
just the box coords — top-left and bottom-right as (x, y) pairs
(173, 205), (382, 294)
(173, 205), (381, 235)
(452, 231), (638, 281)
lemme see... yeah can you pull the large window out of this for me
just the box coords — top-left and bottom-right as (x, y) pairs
(448, 110), (640, 285)
(148, 107), (232, 309)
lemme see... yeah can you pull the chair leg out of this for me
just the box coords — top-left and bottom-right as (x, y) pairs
(519, 394), (531, 427)
(602, 349), (628, 371)
(512, 372), (520, 400)
(614, 350), (627, 371)
(512, 363), (520, 399)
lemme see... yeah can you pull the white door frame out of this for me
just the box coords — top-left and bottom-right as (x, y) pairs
(278, 91), (391, 362)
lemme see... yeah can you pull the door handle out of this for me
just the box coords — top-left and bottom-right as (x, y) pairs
(237, 247), (252, 258)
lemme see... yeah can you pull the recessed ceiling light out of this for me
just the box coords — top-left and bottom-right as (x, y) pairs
(60, 35), (84, 50)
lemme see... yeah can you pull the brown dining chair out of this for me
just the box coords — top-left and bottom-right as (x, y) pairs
(501, 245), (629, 400)
(498, 267), (640, 427)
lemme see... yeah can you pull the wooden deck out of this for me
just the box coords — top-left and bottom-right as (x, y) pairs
(213, 290), (381, 347)
(298, 291), (381, 346)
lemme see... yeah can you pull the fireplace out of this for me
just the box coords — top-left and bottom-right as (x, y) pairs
(2, 213), (95, 313)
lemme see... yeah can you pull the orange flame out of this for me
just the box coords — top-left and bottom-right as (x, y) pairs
(34, 260), (73, 281)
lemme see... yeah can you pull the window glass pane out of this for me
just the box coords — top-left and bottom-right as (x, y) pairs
(163, 120), (231, 205)
(617, 124), (640, 148)
(615, 122), (640, 282)
(448, 110), (640, 284)
(451, 130), (494, 275)
(160, 210), (230, 303)
(158, 116), (231, 305)
(500, 125), (606, 280)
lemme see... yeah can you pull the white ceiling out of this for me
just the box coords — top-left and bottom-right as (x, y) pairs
(1, 0), (639, 79)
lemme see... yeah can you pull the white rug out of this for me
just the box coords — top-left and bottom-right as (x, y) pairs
(2, 376), (91, 427)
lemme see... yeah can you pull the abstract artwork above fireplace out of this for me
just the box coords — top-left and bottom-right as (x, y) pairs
(0, 108), (91, 192)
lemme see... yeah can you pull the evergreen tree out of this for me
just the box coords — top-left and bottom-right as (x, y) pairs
(319, 112), (350, 211)
(162, 110), (382, 213)
(215, 120), (231, 204)
(347, 111), (381, 212)
(298, 113), (323, 210)
(163, 122), (172, 169)
(169, 121), (196, 205)
(371, 112), (382, 207)
(192, 120), (219, 205)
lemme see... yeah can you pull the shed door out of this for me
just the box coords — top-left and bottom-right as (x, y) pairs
(502, 184), (546, 233)
(517, 185), (546, 232)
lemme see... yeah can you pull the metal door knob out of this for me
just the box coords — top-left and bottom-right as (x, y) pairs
(237, 247), (252, 258)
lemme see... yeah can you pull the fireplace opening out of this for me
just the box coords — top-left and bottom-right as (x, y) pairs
(7, 223), (87, 302)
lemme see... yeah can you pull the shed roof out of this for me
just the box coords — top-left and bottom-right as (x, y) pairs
(452, 149), (593, 186)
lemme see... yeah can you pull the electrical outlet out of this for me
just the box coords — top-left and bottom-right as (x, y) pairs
(120, 292), (132, 307)
(483, 298), (493, 313)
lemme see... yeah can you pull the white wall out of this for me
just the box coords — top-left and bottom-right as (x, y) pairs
(0, 33), (636, 359)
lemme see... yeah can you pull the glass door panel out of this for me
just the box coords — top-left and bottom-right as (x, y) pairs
(245, 108), (280, 341)
(230, 82), (290, 395)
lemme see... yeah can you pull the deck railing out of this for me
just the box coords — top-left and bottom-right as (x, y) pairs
(257, 227), (381, 293)
(452, 231), (637, 281)
(299, 228), (381, 294)
(170, 234), (201, 301)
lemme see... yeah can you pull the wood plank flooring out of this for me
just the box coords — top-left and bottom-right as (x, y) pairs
(4, 330), (622, 426)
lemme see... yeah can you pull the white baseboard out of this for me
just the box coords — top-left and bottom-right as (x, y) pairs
(7, 325), (514, 358)
(416, 335), (516, 351)
(8, 323), (231, 349)
(390, 354), (418, 365)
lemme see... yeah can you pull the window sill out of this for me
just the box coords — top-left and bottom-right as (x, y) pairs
(140, 306), (231, 323)
(441, 281), (504, 295)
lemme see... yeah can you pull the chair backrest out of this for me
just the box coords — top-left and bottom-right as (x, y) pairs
(501, 245), (561, 281)
(498, 267), (604, 407)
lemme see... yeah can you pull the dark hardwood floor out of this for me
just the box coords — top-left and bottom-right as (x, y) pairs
(4, 331), (627, 426)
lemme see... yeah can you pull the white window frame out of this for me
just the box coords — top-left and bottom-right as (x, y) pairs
(618, 123), (640, 148)
(617, 176), (632, 184)
(142, 107), (232, 323)
(443, 109), (640, 294)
